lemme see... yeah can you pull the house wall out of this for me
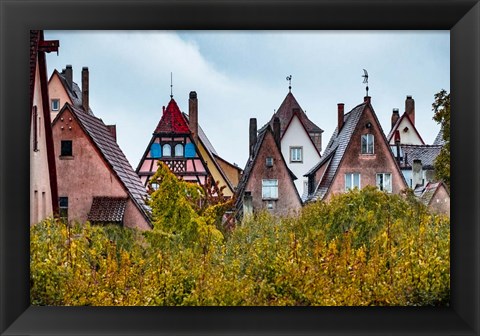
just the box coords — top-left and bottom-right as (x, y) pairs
(389, 117), (423, 145)
(30, 62), (54, 225)
(245, 131), (301, 216)
(281, 115), (321, 195)
(327, 105), (407, 200)
(48, 73), (72, 121)
(428, 186), (450, 216)
(53, 108), (149, 230)
(197, 141), (234, 197)
(215, 156), (242, 189)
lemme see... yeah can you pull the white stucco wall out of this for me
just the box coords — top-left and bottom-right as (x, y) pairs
(281, 115), (321, 195)
(389, 117), (423, 145)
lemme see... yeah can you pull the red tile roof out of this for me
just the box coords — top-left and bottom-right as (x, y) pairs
(154, 98), (190, 134)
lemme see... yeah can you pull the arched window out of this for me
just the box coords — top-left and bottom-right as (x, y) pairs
(175, 144), (184, 157)
(162, 144), (171, 157)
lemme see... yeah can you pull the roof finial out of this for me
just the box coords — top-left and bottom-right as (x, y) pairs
(170, 72), (173, 98)
(362, 69), (369, 97)
(286, 75), (292, 92)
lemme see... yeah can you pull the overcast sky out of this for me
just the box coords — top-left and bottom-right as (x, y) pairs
(45, 31), (449, 170)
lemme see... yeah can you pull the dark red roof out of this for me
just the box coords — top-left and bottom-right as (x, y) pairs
(154, 98), (190, 134)
(88, 197), (128, 222)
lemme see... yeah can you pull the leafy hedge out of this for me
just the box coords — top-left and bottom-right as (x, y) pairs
(30, 186), (449, 306)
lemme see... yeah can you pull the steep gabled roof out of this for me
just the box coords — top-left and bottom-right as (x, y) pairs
(281, 110), (322, 156)
(414, 181), (450, 206)
(304, 103), (366, 201)
(49, 69), (95, 116)
(270, 92), (323, 136)
(387, 112), (425, 145)
(235, 125), (300, 213)
(433, 128), (446, 146)
(54, 103), (151, 226)
(154, 98), (190, 134)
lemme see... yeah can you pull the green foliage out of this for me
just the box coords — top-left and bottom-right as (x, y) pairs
(432, 89), (450, 188)
(31, 188), (450, 306)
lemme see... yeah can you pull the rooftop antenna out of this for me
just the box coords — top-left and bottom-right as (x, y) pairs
(170, 72), (173, 98)
(286, 75), (292, 92)
(362, 69), (369, 96)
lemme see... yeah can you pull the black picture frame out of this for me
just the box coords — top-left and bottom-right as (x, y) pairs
(1, 1), (479, 335)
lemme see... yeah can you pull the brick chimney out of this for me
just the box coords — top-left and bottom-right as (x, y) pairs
(405, 95), (415, 125)
(364, 96), (371, 104)
(106, 125), (117, 141)
(81, 67), (89, 113)
(189, 91), (198, 144)
(337, 103), (345, 132)
(391, 108), (400, 129)
(64, 64), (73, 91)
(273, 117), (281, 149)
(249, 118), (257, 159)
(412, 159), (423, 188)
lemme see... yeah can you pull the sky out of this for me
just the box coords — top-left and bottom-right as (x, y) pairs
(44, 31), (450, 170)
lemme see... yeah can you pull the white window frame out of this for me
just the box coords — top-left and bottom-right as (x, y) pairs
(51, 99), (60, 111)
(174, 143), (184, 157)
(162, 144), (172, 157)
(361, 134), (374, 154)
(262, 179), (278, 200)
(290, 146), (303, 163)
(376, 173), (393, 193)
(345, 173), (361, 191)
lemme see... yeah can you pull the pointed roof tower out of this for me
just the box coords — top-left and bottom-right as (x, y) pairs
(154, 98), (191, 134)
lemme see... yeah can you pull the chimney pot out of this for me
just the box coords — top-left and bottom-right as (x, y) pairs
(189, 91), (198, 144)
(65, 64), (73, 91)
(337, 103), (345, 132)
(405, 95), (415, 125)
(81, 67), (89, 113)
(249, 118), (257, 159)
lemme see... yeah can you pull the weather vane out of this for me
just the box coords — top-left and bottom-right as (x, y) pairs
(286, 75), (292, 92)
(362, 69), (369, 96)
(170, 72), (173, 98)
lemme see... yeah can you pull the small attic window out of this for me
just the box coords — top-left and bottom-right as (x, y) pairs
(266, 157), (273, 167)
(61, 140), (72, 157)
(51, 99), (60, 111)
(403, 127), (409, 132)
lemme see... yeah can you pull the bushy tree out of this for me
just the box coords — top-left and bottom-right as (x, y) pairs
(432, 89), (450, 188)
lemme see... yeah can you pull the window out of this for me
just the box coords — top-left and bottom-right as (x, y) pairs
(290, 147), (303, 162)
(51, 99), (60, 111)
(262, 179), (278, 199)
(162, 144), (171, 157)
(376, 173), (392, 193)
(150, 182), (159, 191)
(61, 140), (72, 156)
(345, 173), (361, 191)
(266, 157), (273, 167)
(175, 144), (184, 157)
(59, 197), (68, 222)
(361, 134), (374, 154)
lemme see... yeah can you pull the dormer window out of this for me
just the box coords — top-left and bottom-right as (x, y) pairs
(175, 144), (184, 157)
(361, 134), (374, 154)
(162, 144), (171, 157)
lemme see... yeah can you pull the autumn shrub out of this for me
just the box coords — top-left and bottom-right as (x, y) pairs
(31, 180), (449, 306)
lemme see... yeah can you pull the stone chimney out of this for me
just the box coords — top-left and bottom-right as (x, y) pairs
(189, 91), (198, 144)
(106, 125), (117, 141)
(249, 118), (257, 159)
(405, 95), (415, 125)
(412, 159), (423, 188)
(81, 67), (89, 113)
(64, 65), (73, 91)
(273, 117), (281, 149)
(391, 108), (400, 129)
(337, 103), (345, 132)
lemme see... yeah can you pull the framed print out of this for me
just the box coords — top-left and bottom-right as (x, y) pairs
(1, 0), (479, 335)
